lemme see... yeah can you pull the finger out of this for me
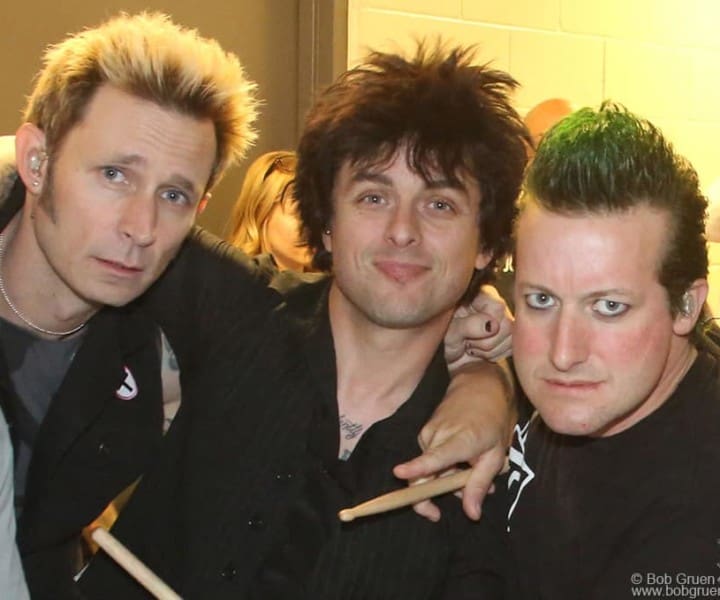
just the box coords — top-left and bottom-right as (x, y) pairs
(393, 452), (443, 481)
(500, 453), (511, 474)
(469, 285), (507, 318)
(407, 471), (457, 522)
(466, 335), (512, 358)
(466, 335), (512, 355)
(461, 448), (507, 521)
(444, 320), (471, 364)
(466, 324), (512, 349)
(393, 433), (468, 481)
(445, 309), (506, 366)
(466, 337), (513, 362)
(412, 499), (441, 522)
(459, 314), (501, 340)
(466, 316), (513, 352)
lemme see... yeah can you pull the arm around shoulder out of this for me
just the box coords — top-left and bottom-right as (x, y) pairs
(140, 227), (283, 367)
(395, 360), (516, 521)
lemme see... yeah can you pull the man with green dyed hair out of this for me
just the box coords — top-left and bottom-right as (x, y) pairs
(507, 102), (720, 598)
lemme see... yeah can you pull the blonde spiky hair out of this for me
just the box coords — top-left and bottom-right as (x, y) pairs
(24, 11), (258, 188)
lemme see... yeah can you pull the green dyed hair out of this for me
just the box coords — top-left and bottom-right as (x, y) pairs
(524, 101), (707, 319)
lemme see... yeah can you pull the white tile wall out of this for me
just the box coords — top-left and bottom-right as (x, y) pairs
(348, 0), (719, 186)
(348, 0), (720, 312)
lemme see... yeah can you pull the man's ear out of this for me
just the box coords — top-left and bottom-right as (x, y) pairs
(474, 248), (492, 271)
(15, 123), (47, 195)
(322, 226), (332, 253)
(673, 278), (708, 336)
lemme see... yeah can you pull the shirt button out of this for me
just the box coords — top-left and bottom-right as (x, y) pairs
(220, 562), (237, 580)
(97, 442), (110, 456)
(247, 514), (266, 530)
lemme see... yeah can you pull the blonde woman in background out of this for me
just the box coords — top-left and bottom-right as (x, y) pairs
(226, 150), (314, 271)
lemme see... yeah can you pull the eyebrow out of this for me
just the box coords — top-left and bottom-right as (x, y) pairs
(113, 154), (200, 196)
(351, 170), (392, 186)
(515, 282), (553, 295)
(351, 169), (467, 191)
(517, 282), (634, 299)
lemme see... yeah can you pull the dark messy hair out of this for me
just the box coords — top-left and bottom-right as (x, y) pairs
(524, 101), (708, 343)
(294, 40), (530, 301)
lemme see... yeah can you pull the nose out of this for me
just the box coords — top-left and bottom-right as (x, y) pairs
(119, 194), (157, 247)
(549, 308), (589, 371)
(384, 203), (419, 248)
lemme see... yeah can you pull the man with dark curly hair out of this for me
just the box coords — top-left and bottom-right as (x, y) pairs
(81, 42), (530, 599)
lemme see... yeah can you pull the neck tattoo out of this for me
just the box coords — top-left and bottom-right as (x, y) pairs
(0, 232), (88, 337)
(339, 414), (364, 440)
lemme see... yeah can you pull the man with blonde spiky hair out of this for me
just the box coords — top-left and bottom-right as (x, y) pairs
(0, 12), (267, 598)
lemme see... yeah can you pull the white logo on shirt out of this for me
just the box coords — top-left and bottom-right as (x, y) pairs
(507, 416), (536, 529)
(116, 366), (138, 400)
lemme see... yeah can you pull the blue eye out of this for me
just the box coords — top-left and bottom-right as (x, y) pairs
(360, 194), (384, 205)
(429, 200), (454, 212)
(102, 167), (126, 183)
(161, 189), (190, 206)
(593, 299), (629, 317)
(525, 292), (556, 310)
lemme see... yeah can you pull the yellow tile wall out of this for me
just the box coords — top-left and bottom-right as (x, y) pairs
(347, 0), (720, 311)
(709, 245), (720, 316)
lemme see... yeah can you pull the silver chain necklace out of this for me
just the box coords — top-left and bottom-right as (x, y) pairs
(0, 233), (87, 337)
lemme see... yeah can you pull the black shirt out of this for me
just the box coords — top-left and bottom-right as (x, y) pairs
(507, 351), (720, 599)
(81, 279), (514, 599)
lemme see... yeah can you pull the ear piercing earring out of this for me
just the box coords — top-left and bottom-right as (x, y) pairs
(30, 154), (42, 174)
(681, 293), (694, 316)
(28, 151), (47, 191)
(29, 151), (47, 175)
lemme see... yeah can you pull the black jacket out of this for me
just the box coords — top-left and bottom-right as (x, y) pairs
(0, 178), (165, 599)
(0, 173), (281, 599)
(80, 279), (513, 599)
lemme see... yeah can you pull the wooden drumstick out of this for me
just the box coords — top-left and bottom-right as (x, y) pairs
(91, 528), (182, 600)
(338, 469), (471, 522)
